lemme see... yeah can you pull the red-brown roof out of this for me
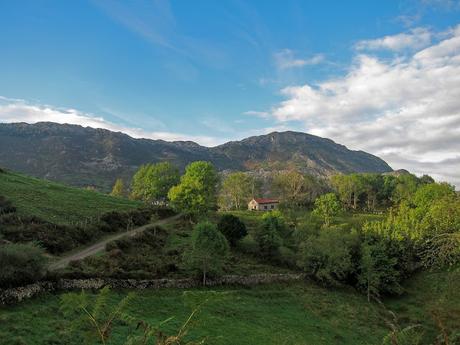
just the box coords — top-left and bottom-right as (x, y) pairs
(253, 198), (279, 204)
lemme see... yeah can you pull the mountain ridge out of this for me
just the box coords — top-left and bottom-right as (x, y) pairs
(0, 122), (392, 190)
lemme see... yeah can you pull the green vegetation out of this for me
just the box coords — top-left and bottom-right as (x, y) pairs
(0, 170), (141, 224)
(110, 178), (125, 198)
(0, 243), (47, 288)
(1, 268), (458, 345)
(1, 164), (459, 344)
(168, 161), (219, 217)
(130, 162), (180, 203)
(313, 192), (342, 227)
(185, 221), (229, 284)
(217, 214), (247, 246)
(218, 172), (261, 210)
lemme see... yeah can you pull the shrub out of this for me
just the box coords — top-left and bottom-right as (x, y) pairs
(0, 243), (47, 288)
(0, 195), (16, 215)
(298, 227), (358, 286)
(217, 214), (247, 246)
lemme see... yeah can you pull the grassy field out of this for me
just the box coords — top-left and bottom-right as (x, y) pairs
(0, 170), (141, 224)
(1, 269), (458, 345)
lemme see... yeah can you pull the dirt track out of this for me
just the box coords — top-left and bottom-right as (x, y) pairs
(48, 214), (182, 271)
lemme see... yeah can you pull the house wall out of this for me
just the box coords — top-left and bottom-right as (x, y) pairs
(248, 201), (278, 211)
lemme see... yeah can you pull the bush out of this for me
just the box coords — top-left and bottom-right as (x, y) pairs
(0, 195), (16, 215)
(298, 227), (359, 286)
(217, 214), (247, 246)
(0, 243), (47, 288)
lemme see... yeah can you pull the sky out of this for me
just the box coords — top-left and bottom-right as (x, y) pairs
(1, 0), (460, 187)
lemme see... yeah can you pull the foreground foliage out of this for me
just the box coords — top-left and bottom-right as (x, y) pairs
(2, 270), (459, 345)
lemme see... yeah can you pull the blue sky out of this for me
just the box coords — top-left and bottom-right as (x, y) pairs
(1, 0), (460, 186)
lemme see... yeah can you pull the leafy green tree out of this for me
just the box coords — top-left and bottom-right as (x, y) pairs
(254, 211), (286, 258)
(412, 182), (455, 211)
(217, 214), (247, 246)
(168, 161), (219, 217)
(298, 227), (357, 286)
(219, 172), (254, 210)
(185, 221), (229, 284)
(330, 174), (357, 208)
(110, 178), (125, 197)
(313, 193), (341, 227)
(392, 174), (419, 204)
(358, 240), (402, 301)
(0, 243), (47, 288)
(131, 162), (180, 203)
(361, 173), (383, 211)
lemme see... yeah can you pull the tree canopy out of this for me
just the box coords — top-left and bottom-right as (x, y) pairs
(185, 221), (229, 285)
(168, 161), (218, 216)
(131, 162), (180, 203)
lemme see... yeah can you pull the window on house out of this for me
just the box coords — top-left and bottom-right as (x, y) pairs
(264, 205), (267, 210)
(271, 205), (274, 209)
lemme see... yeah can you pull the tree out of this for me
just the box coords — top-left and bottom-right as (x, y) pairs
(217, 214), (247, 246)
(392, 174), (419, 204)
(331, 174), (367, 209)
(131, 162), (180, 203)
(185, 221), (229, 285)
(313, 193), (341, 227)
(219, 172), (254, 210)
(273, 170), (306, 205)
(361, 173), (383, 211)
(272, 171), (325, 207)
(358, 240), (401, 302)
(0, 243), (47, 288)
(298, 227), (357, 286)
(110, 178), (125, 197)
(168, 161), (219, 217)
(331, 174), (353, 208)
(254, 211), (286, 258)
(412, 182), (455, 211)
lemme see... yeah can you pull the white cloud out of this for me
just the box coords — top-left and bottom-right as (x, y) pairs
(0, 97), (223, 147)
(355, 27), (432, 51)
(244, 110), (270, 118)
(270, 25), (460, 188)
(274, 49), (324, 69)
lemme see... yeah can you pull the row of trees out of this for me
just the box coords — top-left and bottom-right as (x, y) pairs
(111, 160), (441, 215)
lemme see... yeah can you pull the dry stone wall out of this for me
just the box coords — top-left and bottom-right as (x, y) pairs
(0, 273), (306, 305)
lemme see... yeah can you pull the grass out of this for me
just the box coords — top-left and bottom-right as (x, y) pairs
(0, 170), (141, 224)
(1, 269), (458, 345)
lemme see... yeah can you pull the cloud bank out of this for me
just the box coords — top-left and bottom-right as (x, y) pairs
(0, 97), (222, 147)
(267, 25), (460, 188)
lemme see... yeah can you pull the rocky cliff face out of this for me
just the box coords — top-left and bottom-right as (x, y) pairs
(0, 122), (392, 190)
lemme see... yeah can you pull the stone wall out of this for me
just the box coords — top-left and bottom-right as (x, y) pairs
(0, 273), (306, 305)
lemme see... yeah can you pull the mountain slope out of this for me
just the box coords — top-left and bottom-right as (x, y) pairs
(0, 122), (392, 190)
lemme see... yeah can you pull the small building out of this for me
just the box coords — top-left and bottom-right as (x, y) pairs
(248, 198), (279, 211)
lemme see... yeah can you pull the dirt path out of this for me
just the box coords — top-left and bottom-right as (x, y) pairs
(48, 214), (182, 271)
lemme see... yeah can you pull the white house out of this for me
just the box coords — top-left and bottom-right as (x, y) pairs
(248, 198), (279, 211)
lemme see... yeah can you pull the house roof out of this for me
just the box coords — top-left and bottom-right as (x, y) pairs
(253, 198), (279, 204)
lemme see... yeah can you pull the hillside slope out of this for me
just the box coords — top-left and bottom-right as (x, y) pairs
(0, 122), (392, 190)
(0, 169), (141, 224)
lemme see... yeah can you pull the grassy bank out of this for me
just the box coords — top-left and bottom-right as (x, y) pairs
(0, 170), (141, 224)
(1, 269), (458, 345)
